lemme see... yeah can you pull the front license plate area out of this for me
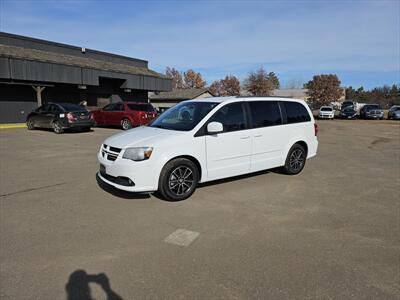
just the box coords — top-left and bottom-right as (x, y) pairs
(100, 164), (106, 176)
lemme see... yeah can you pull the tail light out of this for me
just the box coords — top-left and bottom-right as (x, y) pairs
(90, 113), (94, 120)
(66, 112), (76, 122)
(314, 123), (318, 136)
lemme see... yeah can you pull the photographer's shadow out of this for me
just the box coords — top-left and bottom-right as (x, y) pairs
(65, 269), (123, 300)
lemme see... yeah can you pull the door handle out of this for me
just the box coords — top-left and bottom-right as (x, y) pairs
(254, 134), (263, 137)
(240, 136), (250, 140)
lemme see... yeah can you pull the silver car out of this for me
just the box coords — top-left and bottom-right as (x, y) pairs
(388, 105), (400, 120)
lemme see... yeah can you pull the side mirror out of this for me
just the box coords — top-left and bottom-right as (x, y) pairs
(207, 121), (223, 134)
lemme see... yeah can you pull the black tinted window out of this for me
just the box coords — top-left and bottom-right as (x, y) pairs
(128, 104), (155, 112)
(37, 104), (50, 112)
(284, 102), (311, 124)
(249, 101), (281, 128)
(49, 104), (62, 113)
(103, 104), (115, 111)
(115, 103), (124, 111)
(59, 103), (85, 111)
(210, 102), (246, 133)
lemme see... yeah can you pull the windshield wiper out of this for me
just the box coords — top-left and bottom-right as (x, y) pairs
(151, 124), (167, 129)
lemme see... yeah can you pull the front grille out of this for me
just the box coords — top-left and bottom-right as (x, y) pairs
(102, 144), (122, 161)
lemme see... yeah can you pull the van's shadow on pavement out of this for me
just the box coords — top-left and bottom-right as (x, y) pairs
(96, 169), (278, 201)
(65, 270), (123, 300)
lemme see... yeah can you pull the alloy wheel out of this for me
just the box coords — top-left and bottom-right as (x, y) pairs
(27, 119), (34, 130)
(289, 149), (305, 172)
(122, 119), (132, 130)
(53, 122), (62, 134)
(168, 166), (194, 196)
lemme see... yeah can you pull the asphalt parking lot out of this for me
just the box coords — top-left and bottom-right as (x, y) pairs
(0, 120), (399, 300)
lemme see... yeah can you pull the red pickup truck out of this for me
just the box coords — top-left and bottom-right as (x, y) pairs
(92, 102), (158, 130)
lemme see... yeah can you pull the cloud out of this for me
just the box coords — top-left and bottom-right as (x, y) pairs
(1, 0), (399, 88)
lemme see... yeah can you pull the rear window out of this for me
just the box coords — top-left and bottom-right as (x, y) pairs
(249, 101), (282, 128)
(284, 102), (311, 123)
(59, 103), (85, 111)
(128, 104), (155, 112)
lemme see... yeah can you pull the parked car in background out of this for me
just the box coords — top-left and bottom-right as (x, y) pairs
(388, 105), (400, 120)
(27, 103), (94, 134)
(97, 97), (318, 201)
(318, 106), (334, 119)
(341, 100), (356, 110)
(340, 107), (357, 119)
(359, 104), (384, 119)
(92, 102), (157, 130)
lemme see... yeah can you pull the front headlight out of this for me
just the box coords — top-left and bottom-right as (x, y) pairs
(123, 147), (153, 161)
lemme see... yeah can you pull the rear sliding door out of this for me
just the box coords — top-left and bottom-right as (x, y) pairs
(248, 101), (287, 172)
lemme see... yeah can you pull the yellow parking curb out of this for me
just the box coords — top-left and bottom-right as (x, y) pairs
(0, 123), (27, 129)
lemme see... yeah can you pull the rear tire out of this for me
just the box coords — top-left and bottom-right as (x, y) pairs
(158, 158), (199, 201)
(52, 121), (64, 134)
(26, 118), (35, 130)
(121, 118), (132, 130)
(282, 144), (307, 175)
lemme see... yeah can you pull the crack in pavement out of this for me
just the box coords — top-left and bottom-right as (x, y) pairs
(0, 182), (67, 198)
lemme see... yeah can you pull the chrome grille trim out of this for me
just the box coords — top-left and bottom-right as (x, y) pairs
(102, 144), (122, 161)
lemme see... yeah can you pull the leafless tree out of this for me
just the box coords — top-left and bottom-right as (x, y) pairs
(165, 67), (184, 90)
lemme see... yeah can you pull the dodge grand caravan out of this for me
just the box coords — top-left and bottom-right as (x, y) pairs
(97, 97), (318, 201)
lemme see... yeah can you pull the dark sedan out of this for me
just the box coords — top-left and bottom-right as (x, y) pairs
(340, 107), (357, 119)
(27, 103), (94, 134)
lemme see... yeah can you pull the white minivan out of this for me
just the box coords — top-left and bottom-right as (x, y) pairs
(98, 97), (318, 200)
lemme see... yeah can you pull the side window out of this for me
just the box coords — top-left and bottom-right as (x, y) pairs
(49, 105), (61, 113)
(249, 101), (282, 128)
(103, 104), (115, 111)
(116, 103), (124, 111)
(38, 104), (50, 112)
(284, 102), (311, 124)
(209, 102), (246, 133)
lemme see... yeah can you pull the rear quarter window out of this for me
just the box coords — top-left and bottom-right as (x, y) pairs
(283, 101), (311, 124)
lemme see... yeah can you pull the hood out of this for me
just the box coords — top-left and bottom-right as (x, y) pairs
(102, 126), (186, 149)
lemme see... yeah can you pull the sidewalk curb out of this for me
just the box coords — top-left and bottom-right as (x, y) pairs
(0, 124), (27, 129)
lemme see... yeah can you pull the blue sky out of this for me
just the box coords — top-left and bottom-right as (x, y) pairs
(0, 0), (399, 89)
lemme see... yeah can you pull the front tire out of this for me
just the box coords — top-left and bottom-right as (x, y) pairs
(121, 118), (132, 130)
(158, 158), (199, 201)
(26, 118), (35, 130)
(282, 144), (307, 175)
(52, 121), (64, 134)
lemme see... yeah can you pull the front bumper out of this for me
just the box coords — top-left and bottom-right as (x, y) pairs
(364, 113), (384, 119)
(97, 150), (160, 192)
(319, 114), (334, 119)
(340, 114), (356, 119)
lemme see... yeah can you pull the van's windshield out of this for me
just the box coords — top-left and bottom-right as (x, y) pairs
(149, 101), (219, 131)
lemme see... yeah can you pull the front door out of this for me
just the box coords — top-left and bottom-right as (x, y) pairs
(109, 102), (125, 125)
(205, 102), (252, 180)
(35, 104), (51, 127)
